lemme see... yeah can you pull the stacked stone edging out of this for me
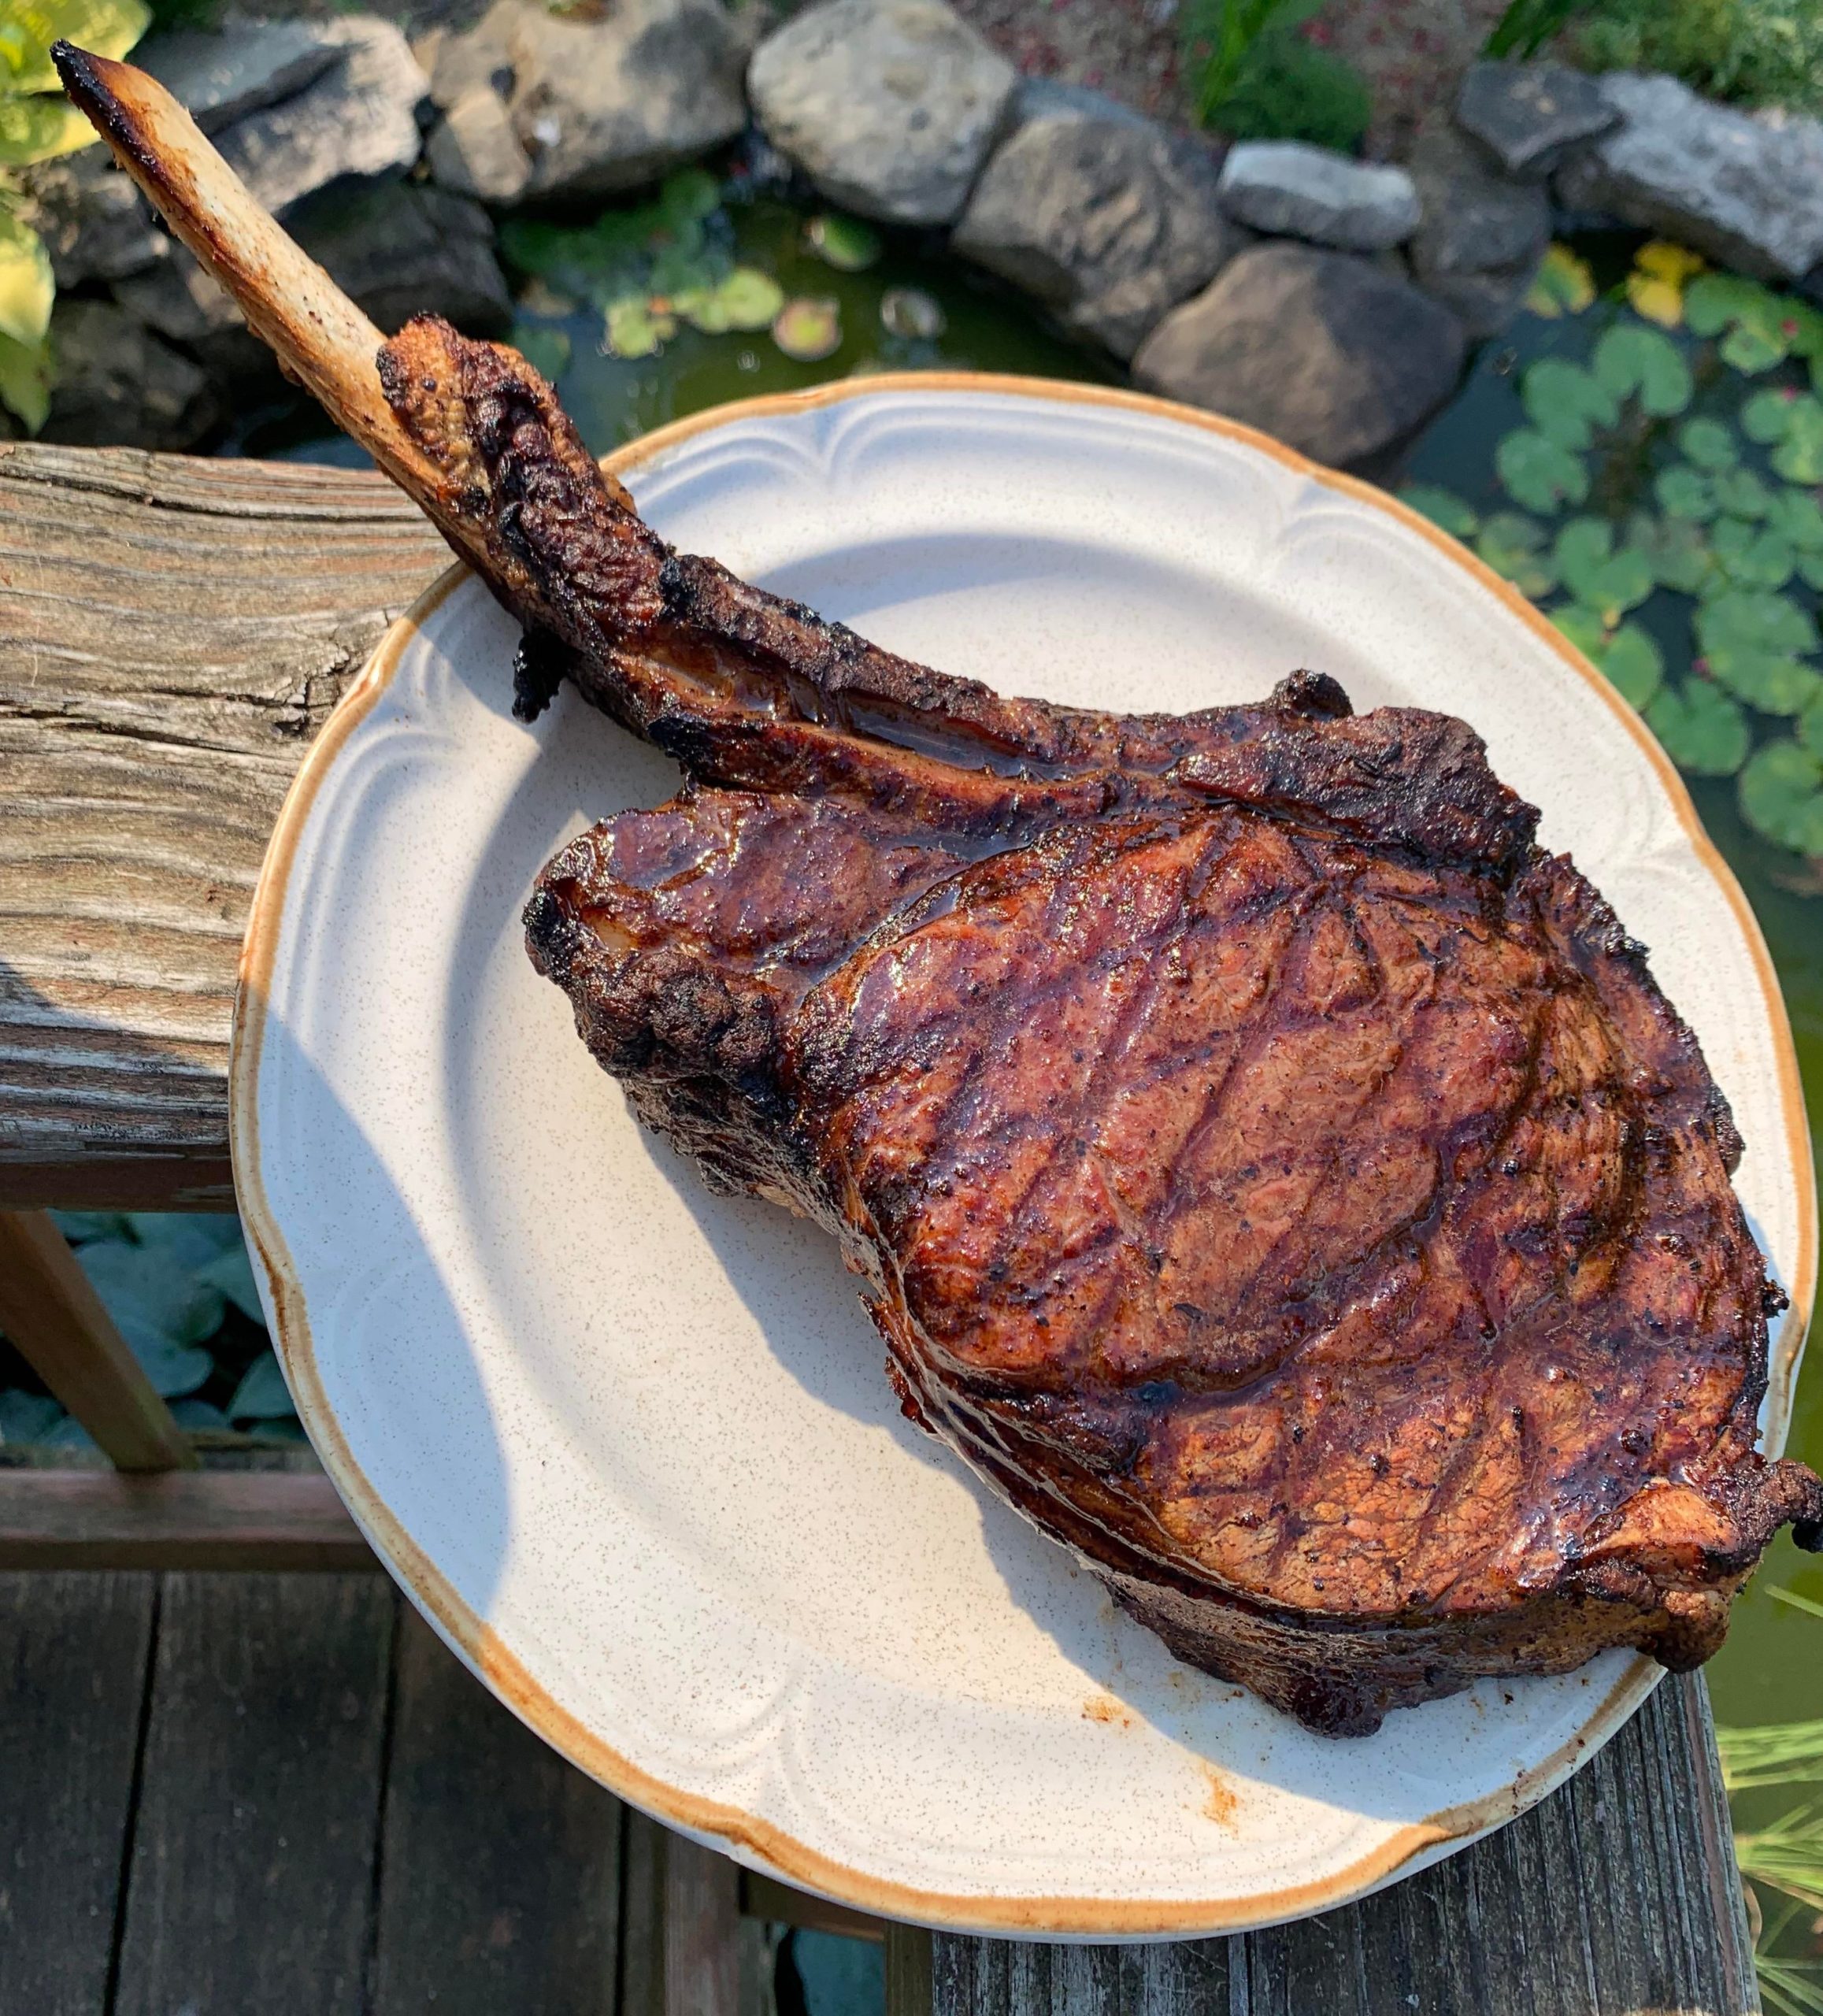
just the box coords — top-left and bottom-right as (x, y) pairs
(28, 0), (1823, 467)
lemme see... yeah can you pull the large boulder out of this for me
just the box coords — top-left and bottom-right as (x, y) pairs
(1132, 243), (1466, 469)
(1216, 141), (1419, 253)
(1407, 131), (1549, 338)
(1554, 72), (1823, 281)
(748, 0), (1018, 227)
(424, 86), (532, 205)
(20, 148), (165, 290)
(425, 0), (746, 202)
(138, 20), (342, 135)
(1454, 61), (1619, 180)
(41, 301), (219, 450)
(954, 116), (1239, 359)
(112, 248), (272, 386)
(291, 183), (513, 335)
(213, 17), (429, 219)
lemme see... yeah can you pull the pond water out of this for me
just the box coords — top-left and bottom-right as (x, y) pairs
(261, 181), (1821, 1962)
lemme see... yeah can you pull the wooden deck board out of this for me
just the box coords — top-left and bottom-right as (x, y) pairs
(369, 1603), (624, 2016)
(111, 1573), (397, 2016)
(0, 1571), (155, 2016)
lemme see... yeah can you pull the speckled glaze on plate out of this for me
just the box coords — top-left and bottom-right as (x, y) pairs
(232, 376), (1815, 1939)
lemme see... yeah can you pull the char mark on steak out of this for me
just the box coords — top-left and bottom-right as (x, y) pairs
(57, 40), (1822, 1736)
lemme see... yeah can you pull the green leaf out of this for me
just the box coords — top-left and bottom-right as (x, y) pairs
(1654, 465), (1714, 521)
(1713, 517), (1795, 590)
(0, 93), (94, 165)
(1712, 466), (1773, 520)
(1633, 513), (1714, 594)
(1553, 517), (1653, 617)
(1522, 357), (1619, 450)
(73, 1237), (220, 1397)
(1592, 323), (1691, 416)
(1525, 242), (1595, 318)
(1721, 321), (1785, 373)
(1598, 622), (1665, 708)
(1742, 386), (1798, 443)
(509, 322), (571, 383)
(603, 295), (676, 358)
(0, 329), (52, 433)
(0, 0), (148, 92)
(1496, 428), (1588, 513)
(1476, 511), (1558, 597)
(1771, 397), (1823, 484)
(1800, 689), (1823, 762)
(126, 1214), (241, 1269)
(0, 209), (53, 348)
(1766, 487), (1823, 552)
(658, 167), (721, 229)
(1677, 417), (1739, 470)
(1550, 601), (1609, 658)
(1740, 739), (1823, 854)
(0, 1389), (65, 1444)
(195, 1240), (264, 1325)
(1684, 272), (1795, 372)
(1645, 680), (1751, 775)
(674, 265), (784, 335)
(1696, 590), (1821, 710)
(1399, 483), (1479, 537)
(1802, 550), (1823, 593)
(50, 1210), (131, 1243)
(228, 1351), (295, 1421)
(771, 295), (841, 362)
(806, 213), (881, 272)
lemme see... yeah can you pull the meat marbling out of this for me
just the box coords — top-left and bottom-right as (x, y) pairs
(57, 43), (1823, 1736)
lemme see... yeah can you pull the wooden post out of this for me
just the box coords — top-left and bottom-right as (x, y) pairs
(885, 1922), (934, 2016)
(0, 1210), (194, 1471)
(663, 1830), (743, 2016)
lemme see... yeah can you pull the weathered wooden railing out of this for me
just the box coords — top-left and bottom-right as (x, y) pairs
(0, 441), (1762, 2014)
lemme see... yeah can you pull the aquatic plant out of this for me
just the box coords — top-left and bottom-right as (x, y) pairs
(1402, 239), (1823, 871)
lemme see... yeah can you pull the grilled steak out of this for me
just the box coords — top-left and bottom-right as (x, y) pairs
(58, 44), (1823, 1736)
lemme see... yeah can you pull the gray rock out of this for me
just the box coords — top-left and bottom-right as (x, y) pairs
(291, 182), (513, 335)
(424, 85), (531, 204)
(137, 20), (342, 135)
(213, 16), (429, 219)
(1454, 61), (1619, 180)
(425, 0), (746, 202)
(20, 149), (165, 289)
(749, 0), (1018, 226)
(1554, 72), (1823, 281)
(42, 301), (219, 450)
(1407, 130), (1547, 337)
(954, 116), (1239, 359)
(1010, 76), (1149, 132)
(1132, 242), (1465, 469)
(112, 246), (272, 385)
(1217, 140), (1421, 252)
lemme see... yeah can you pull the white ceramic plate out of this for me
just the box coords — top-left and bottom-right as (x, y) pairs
(234, 377), (1816, 1939)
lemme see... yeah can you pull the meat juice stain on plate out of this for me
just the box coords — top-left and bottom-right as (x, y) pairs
(1200, 1762), (1241, 1828)
(1081, 1692), (1134, 1729)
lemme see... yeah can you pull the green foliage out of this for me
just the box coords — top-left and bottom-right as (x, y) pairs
(1399, 483), (1478, 538)
(1527, 243), (1597, 319)
(1740, 739), (1823, 852)
(1554, 517), (1654, 617)
(1484, 0), (1595, 58)
(1569, 0), (1823, 118)
(1497, 427), (1589, 512)
(1645, 677), (1750, 771)
(1180, 0), (1371, 151)
(805, 213), (880, 273)
(1477, 512), (1559, 598)
(1522, 357), (1618, 450)
(1591, 322), (1692, 415)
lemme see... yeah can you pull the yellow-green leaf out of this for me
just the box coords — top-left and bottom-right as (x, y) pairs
(0, 326), (51, 432)
(0, 0), (150, 94)
(0, 208), (53, 346)
(1526, 243), (1595, 319)
(0, 91), (94, 165)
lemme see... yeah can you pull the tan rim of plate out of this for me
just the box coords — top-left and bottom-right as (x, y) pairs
(229, 372), (1818, 1937)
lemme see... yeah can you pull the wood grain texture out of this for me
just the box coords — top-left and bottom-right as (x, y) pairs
(112, 1571), (395, 2016)
(0, 1466), (375, 1568)
(370, 1602), (622, 2016)
(0, 1208), (193, 1467)
(665, 1829), (743, 2016)
(0, 443), (450, 1209)
(931, 1673), (1757, 2016)
(0, 1570), (156, 2016)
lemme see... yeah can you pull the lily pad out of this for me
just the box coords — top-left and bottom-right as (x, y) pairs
(1766, 487), (1823, 552)
(1677, 417), (1739, 471)
(510, 323), (572, 382)
(1522, 358), (1618, 451)
(1742, 385), (1801, 443)
(1553, 517), (1653, 618)
(1645, 679), (1751, 775)
(228, 1351), (295, 1421)
(674, 266), (786, 334)
(1739, 739), (1823, 854)
(1525, 243), (1595, 318)
(1496, 428), (1588, 513)
(1476, 512), (1558, 598)
(1399, 484), (1479, 538)
(603, 295), (676, 358)
(1633, 513), (1714, 595)
(1591, 323), (1691, 416)
(1552, 603), (1663, 708)
(1625, 241), (1704, 328)
(1710, 467), (1773, 521)
(806, 213), (882, 272)
(1696, 590), (1821, 711)
(880, 286), (946, 341)
(772, 295), (842, 362)
(1772, 398), (1823, 484)
(1712, 517), (1795, 591)
(1800, 550), (1823, 593)
(1801, 690), (1823, 762)
(1654, 465), (1715, 521)
(1684, 272), (1818, 374)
